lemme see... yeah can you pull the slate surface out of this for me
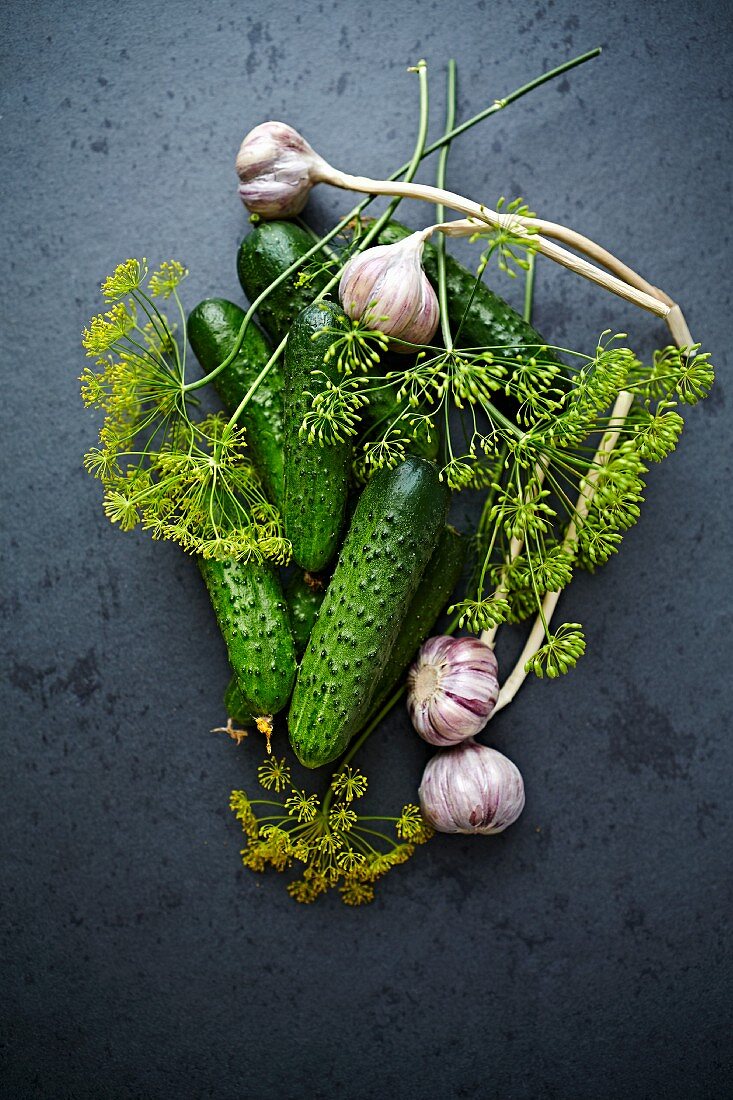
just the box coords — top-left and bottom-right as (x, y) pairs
(1, 1), (731, 1097)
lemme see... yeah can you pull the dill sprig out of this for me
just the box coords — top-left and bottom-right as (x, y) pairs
(231, 760), (432, 905)
(81, 261), (289, 562)
(313, 241), (714, 677)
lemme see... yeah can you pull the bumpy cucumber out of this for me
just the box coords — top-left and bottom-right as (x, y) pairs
(237, 219), (439, 459)
(289, 457), (449, 768)
(187, 299), (285, 509)
(283, 300), (352, 572)
(224, 676), (254, 726)
(223, 568), (323, 719)
(378, 220), (560, 363)
(367, 524), (465, 717)
(285, 572), (325, 658)
(199, 557), (296, 717)
(237, 221), (329, 344)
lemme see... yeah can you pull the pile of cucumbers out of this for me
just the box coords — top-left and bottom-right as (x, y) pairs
(188, 219), (552, 769)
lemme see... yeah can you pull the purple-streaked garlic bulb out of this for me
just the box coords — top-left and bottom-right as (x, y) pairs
(338, 231), (440, 351)
(419, 739), (525, 835)
(235, 121), (329, 218)
(407, 636), (499, 746)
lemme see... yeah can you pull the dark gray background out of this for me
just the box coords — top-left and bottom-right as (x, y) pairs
(2, 0), (731, 1097)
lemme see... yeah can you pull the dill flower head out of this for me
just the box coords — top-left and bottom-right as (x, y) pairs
(229, 760), (433, 906)
(101, 258), (147, 301)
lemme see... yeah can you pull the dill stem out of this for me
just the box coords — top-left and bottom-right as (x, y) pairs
(417, 48), (601, 158)
(225, 335), (288, 430)
(436, 60), (457, 352)
(476, 252), (539, 641)
(323, 688), (406, 816)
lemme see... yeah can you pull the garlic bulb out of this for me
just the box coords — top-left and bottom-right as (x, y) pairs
(338, 231), (440, 351)
(235, 121), (329, 218)
(407, 636), (499, 746)
(419, 739), (525, 835)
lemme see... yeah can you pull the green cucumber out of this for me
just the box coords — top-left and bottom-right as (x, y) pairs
(377, 220), (561, 364)
(283, 300), (352, 572)
(224, 676), (254, 727)
(237, 221), (328, 344)
(288, 456), (449, 768)
(187, 299), (285, 509)
(237, 219), (439, 461)
(367, 524), (465, 717)
(199, 557), (296, 718)
(284, 571), (325, 658)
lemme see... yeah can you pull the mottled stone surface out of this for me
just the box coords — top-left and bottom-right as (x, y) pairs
(1, 1), (731, 1096)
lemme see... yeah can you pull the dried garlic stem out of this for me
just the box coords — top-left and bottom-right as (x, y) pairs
(490, 389), (635, 716)
(435, 217), (695, 350)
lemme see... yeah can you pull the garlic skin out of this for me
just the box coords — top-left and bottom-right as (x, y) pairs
(419, 739), (525, 835)
(338, 232), (440, 351)
(407, 636), (499, 746)
(235, 121), (328, 218)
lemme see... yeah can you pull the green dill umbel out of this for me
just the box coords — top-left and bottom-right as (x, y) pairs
(81, 260), (289, 563)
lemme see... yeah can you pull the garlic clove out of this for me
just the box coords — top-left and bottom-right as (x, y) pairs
(407, 635), (499, 745)
(418, 739), (526, 835)
(235, 121), (329, 218)
(338, 231), (440, 351)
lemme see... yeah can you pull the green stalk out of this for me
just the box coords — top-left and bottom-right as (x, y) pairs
(321, 690), (403, 817)
(523, 251), (536, 324)
(436, 60), (457, 352)
(417, 47), (601, 161)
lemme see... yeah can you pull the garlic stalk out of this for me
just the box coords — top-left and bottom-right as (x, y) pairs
(418, 739), (525, 835)
(490, 388), (635, 717)
(432, 219), (694, 349)
(407, 636), (499, 745)
(338, 230), (440, 350)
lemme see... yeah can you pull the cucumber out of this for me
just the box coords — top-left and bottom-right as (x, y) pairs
(237, 221), (328, 344)
(199, 557), (296, 718)
(283, 300), (352, 572)
(187, 299), (285, 509)
(285, 571), (325, 658)
(288, 456), (449, 768)
(377, 220), (560, 364)
(367, 524), (465, 717)
(224, 676), (254, 726)
(237, 219), (439, 461)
